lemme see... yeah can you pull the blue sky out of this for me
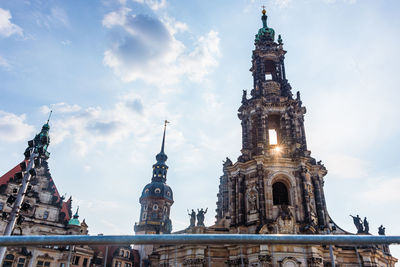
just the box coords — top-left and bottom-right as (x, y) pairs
(0, 0), (399, 261)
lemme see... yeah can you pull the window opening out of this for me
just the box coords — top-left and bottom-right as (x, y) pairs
(72, 256), (80, 265)
(17, 258), (25, 267)
(273, 182), (289, 205)
(268, 129), (278, 145)
(3, 254), (14, 267)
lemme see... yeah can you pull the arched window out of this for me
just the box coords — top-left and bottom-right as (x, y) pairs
(273, 182), (289, 205)
(3, 254), (14, 267)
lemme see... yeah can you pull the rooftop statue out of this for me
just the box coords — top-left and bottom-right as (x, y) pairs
(196, 208), (208, 227)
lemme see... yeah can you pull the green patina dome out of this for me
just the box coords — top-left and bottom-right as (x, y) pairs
(68, 207), (80, 226)
(255, 9), (275, 42)
(68, 218), (80, 226)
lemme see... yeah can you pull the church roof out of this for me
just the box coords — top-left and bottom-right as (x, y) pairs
(0, 162), (72, 222)
(0, 160), (28, 186)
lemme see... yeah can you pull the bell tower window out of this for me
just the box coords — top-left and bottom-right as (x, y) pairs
(268, 129), (278, 145)
(273, 182), (289, 205)
(264, 60), (277, 81)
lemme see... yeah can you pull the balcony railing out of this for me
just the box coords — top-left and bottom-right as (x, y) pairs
(0, 234), (399, 246)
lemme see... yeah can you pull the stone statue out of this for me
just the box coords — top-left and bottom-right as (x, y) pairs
(363, 217), (369, 233)
(378, 225), (386, 235)
(187, 209), (196, 228)
(196, 208), (208, 226)
(350, 215), (363, 233)
(248, 192), (257, 211)
(242, 90), (247, 104)
(163, 218), (172, 234)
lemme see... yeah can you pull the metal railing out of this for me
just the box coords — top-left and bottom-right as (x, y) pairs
(0, 234), (399, 246)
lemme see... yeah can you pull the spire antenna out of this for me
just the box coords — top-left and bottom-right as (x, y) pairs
(47, 110), (53, 124)
(161, 120), (170, 153)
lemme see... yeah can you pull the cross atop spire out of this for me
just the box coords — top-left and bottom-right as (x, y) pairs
(47, 110), (52, 124)
(155, 120), (169, 165)
(160, 120), (170, 154)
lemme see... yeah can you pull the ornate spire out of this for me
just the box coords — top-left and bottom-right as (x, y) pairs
(153, 121), (170, 182)
(24, 112), (52, 160)
(68, 206), (80, 226)
(73, 206), (79, 219)
(255, 7), (275, 43)
(156, 120), (169, 163)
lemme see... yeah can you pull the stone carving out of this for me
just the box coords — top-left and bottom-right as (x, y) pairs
(275, 204), (295, 234)
(187, 209), (196, 228)
(196, 208), (207, 226)
(278, 256), (300, 267)
(247, 186), (258, 212)
(258, 254), (272, 266)
(183, 258), (205, 266)
(307, 257), (322, 267)
(350, 214), (370, 234)
(279, 204), (292, 220)
(227, 257), (249, 266)
(350, 214), (363, 233)
(378, 225), (386, 235)
(258, 255), (272, 262)
(363, 217), (369, 233)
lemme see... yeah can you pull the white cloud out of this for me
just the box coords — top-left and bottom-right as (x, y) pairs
(132, 0), (166, 10)
(102, 9), (220, 85)
(0, 111), (34, 142)
(0, 8), (23, 37)
(180, 30), (220, 82)
(50, 7), (69, 26)
(323, 154), (368, 179)
(47, 97), (183, 156)
(272, 0), (292, 8)
(41, 103), (81, 114)
(363, 178), (400, 204)
(33, 6), (69, 30)
(321, 0), (357, 3)
(102, 7), (130, 28)
(61, 40), (71, 46)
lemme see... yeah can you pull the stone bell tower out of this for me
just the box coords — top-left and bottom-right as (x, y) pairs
(148, 9), (397, 267)
(216, 9), (329, 235)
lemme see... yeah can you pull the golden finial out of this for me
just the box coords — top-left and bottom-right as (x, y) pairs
(261, 5), (267, 15)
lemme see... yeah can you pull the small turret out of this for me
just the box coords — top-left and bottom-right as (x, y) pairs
(68, 206), (80, 226)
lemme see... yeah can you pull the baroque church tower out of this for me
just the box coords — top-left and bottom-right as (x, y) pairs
(215, 8), (328, 235)
(148, 9), (397, 267)
(134, 121), (174, 235)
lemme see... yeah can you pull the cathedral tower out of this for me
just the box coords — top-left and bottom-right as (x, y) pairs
(148, 9), (397, 267)
(134, 121), (174, 235)
(215, 8), (328, 235)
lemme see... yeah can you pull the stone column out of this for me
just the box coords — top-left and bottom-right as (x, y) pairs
(257, 166), (266, 224)
(312, 176), (326, 228)
(300, 168), (311, 223)
(230, 176), (237, 226)
(238, 174), (245, 225)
